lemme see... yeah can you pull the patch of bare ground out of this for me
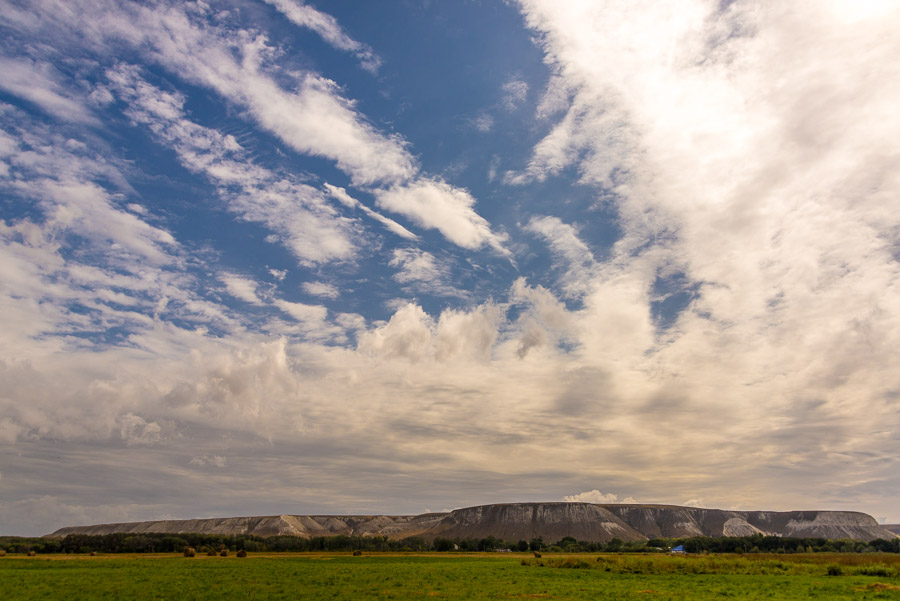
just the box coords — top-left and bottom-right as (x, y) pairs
(855, 583), (900, 592)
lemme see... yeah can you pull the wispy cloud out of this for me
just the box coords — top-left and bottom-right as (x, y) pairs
(0, 56), (97, 124)
(264, 0), (382, 73)
(302, 281), (340, 299)
(501, 77), (528, 111)
(376, 178), (508, 253)
(108, 66), (360, 266)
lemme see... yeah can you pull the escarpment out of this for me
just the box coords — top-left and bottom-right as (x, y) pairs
(47, 502), (898, 542)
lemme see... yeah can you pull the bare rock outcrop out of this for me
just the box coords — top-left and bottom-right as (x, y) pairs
(46, 502), (898, 542)
(429, 503), (644, 542)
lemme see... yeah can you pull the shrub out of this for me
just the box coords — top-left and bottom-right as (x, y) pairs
(207, 549), (217, 556)
(219, 549), (228, 557)
(533, 551), (542, 558)
(236, 549), (247, 558)
(183, 547), (195, 557)
(826, 565), (842, 576)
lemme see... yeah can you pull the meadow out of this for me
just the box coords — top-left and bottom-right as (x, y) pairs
(2, 552), (899, 600)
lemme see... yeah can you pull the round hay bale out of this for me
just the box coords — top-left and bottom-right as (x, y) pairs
(236, 549), (247, 558)
(90, 551), (97, 557)
(27, 550), (36, 557)
(183, 547), (196, 557)
(219, 549), (228, 557)
(0, 549), (7, 557)
(207, 549), (217, 556)
(352, 549), (362, 556)
(533, 551), (542, 558)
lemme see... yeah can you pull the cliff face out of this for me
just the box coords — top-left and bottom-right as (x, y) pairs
(603, 505), (894, 542)
(429, 503), (645, 542)
(46, 503), (899, 542)
(48, 513), (448, 539)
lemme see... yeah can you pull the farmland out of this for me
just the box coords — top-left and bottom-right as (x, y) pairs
(2, 552), (900, 600)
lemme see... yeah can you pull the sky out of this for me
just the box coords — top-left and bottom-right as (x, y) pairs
(0, 0), (898, 536)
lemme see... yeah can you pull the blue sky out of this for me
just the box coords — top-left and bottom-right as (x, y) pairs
(1, 0), (899, 535)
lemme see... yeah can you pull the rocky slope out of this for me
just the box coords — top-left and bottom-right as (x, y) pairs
(47, 502), (898, 542)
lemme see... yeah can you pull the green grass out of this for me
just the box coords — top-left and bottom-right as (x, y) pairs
(2, 553), (899, 600)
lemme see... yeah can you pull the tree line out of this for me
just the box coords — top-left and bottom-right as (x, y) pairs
(1, 532), (897, 555)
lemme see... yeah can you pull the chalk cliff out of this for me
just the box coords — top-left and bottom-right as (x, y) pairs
(47, 502), (898, 542)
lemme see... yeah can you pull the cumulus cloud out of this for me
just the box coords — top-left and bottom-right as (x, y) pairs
(509, 0), (900, 515)
(118, 413), (163, 446)
(189, 455), (227, 468)
(562, 490), (637, 504)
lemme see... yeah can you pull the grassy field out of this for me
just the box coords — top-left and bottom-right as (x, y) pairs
(2, 552), (899, 600)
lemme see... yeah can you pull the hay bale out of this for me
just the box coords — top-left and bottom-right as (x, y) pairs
(352, 550), (362, 556)
(236, 550), (247, 558)
(0, 549), (7, 557)
(533, 551), (542, 558)
(90, 551), (97, 557)
(183, 547), (196, 557)
(219, 549), (228, 557)
(207, 549), (217, 556)
(27, 550), (36, 557)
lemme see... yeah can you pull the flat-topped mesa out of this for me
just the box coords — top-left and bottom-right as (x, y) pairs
(429, 502), (645, 542)
(48, 513), (449, 539)
(45, 502), (899, 542)
(602, 504), (895, 542)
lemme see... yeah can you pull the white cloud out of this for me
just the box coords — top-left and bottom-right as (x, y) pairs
(390, 248), (446, 285)
(524, 216), (596, 298)
(302, 281), (340, 299)
(376, 178), (508, 253)
(264, 0), (382, 73)
(221, 274), (264, 306)
(109, 67), (360, 266)
(323, 183), (418, 240)
(471, 112), (494, 132)
(190, 455), (227, 468)
(274, 299), (327, 325)
(502, 77), (528, 111)
(9, 0), (501, 252)
(118, 412), (163, 446)
(0, 57), (96, 124)
(562, 490), (637, 504)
